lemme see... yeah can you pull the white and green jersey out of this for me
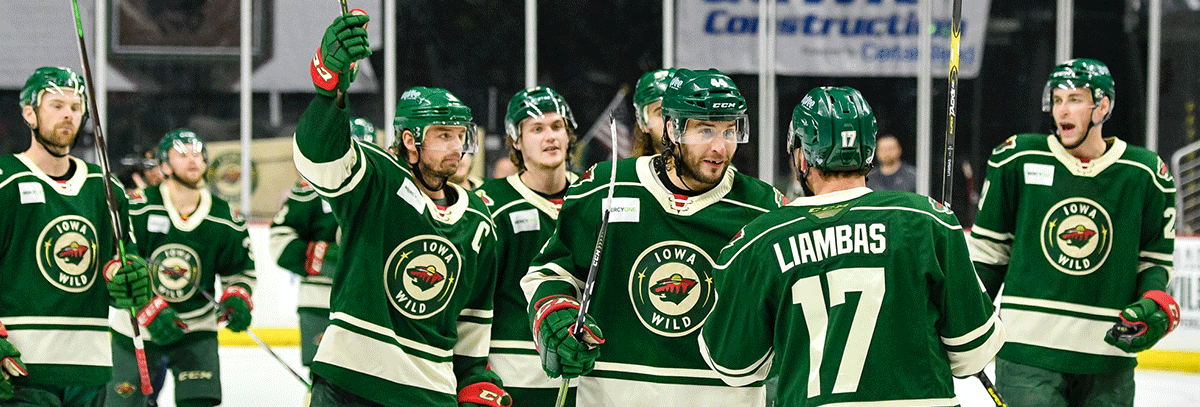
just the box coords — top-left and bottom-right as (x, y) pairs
(475, 173), (577, 404)
(294, 96), (499, 406)
(270, 180), (337, 311)
(0, 154), (134, 386)
(968, 134), (1175, 374)
(110, 185), (256, 340)
(522, 156), (785, 407)
(701, 187), (1004, 407)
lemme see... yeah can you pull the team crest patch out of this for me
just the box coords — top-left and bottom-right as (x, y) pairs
(1157, 158), (1173, 181)
(385, 235), (462, 319)
(474, 190), (494, 206)
(114, 382), (136, 397)
(37, 215), (100, 293)
(993, 136), (1017, 154)
(1040, 197), (1112, 275)
(149, 244), (202, 302)
(628, 241), (716, 337)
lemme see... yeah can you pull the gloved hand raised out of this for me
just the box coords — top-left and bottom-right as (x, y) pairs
(1104, 290), (1181, 353)
(532, 295), (604, 379)
(311, 11), (371, 97)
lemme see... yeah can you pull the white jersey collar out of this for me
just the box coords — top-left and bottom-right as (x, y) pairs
(1046, 134), (1126, 177)
(635, 155), (734, 216)
(16, 153), (91, 196)
(787, 187), (872, 207)
(506, 172), (579, 219)
(428, 182), (470, 224)
(161, 185), (213, 232)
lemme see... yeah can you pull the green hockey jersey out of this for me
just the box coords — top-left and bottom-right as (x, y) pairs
(110, 185), (256, 340)
(523, 156), (785, 407)
(968, 134), (1175, 374)
(475, 173), (578, 405)
(701, 187), (1004, 407)
(270, 180), (337, 311)
(294, 96), (499, 407)
(0, 154), (135, 386)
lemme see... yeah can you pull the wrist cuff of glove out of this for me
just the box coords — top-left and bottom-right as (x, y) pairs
(137, 296), (170, 327)
(457, 381), (510, 407)
(311, 48), (341, 95)
(1143, 290), (1181, 333)
(305, 242), (328, 276)
(221, 286), (254, 311)
(103, 257), (122, 283)
(0, 320), (7, 338)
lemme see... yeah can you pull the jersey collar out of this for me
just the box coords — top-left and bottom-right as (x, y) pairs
(506, 172), (579, 219)
(635, 155), (734, 216)
(160, 186), (212, 232)
(1046, 134), (1126, 177)
(787, 187), (872, 207)
(16, 153), (91, 196)
(428, 182), (470, 224)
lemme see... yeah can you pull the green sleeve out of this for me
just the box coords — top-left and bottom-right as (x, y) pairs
(295, 95), (352, 164)
(271, 198), (316, 277)
(700, 226), (775, 385)
(1136, 154), (1175, 296)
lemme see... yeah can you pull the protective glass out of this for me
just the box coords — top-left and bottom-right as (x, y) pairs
(671, 117), (749, 144)
(419, 123), (477, 154)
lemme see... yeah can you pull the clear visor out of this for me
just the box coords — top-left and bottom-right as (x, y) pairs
(418, 122), (477, 154)
(669, 116), (750, 144)
(1042, 81), (1084, 112)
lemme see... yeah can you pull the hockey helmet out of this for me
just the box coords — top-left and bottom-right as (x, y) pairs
(157, 128), (207, 163)
(504, 86), (576, 142)
(633, 68), (676, 127)
(20, 67), (87, 112)
(1042, 58), (1115, 123)
(789, 86), (876, 172)
(661, 68), (748, 144)
(393, 86), (476, 153)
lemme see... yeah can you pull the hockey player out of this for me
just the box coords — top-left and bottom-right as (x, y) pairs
(0, 66), (152, 406)
(297, 13), (509, 407)
(522, 68), (785, 407)
(968, 58), (1178, 406)
(699, 86), (1005, 406)
(108, 129), (256, 407)
(269, 117), (376, 373)
(475, 87), (580, 406)
(630, 68), (675, 157)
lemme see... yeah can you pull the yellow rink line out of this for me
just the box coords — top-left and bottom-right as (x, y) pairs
(219, 329), (1200, 374)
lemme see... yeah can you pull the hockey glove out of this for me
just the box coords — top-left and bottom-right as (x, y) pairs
(532, 295), (604, 379)
(218, 286), (254, 332)
(1104, 290), (1181, 353)
(311, 12), (371, 97)
(105, 254), (154, 309)
(305, 241), (340, 277)
(137, 296), (188, 346)
(0, 322), (28, 401)
(457, 369), (512, 407)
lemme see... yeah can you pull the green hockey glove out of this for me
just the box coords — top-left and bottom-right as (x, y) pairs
(305, 241), (340, 277)
(532, 295), (604, 379)
(457, 370), (512, 407)
(104, 254), (153, 309)
(218, 286), (254, 332)
(311, 12), (371, 97)
(0, 322), (28, 401)
(1104, 290), (1181, 353)
(137, 296), (188, 346)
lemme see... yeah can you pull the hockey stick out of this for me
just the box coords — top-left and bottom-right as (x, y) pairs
(196, 289), (312, 390)
(554, 114), (620, 407)
(338, 0), (349, 15)
(68, 0), (154, 395)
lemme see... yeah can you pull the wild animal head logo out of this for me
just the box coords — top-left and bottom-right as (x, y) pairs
(407, 265), (445, 290)
(650, 273), (698, 305)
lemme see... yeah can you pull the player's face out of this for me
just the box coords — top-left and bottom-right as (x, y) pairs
(163, 144), (207, 188)
(24, 90), (85, 156)
(674, 119), (737, 189)
(875, 137), (901, 166)
(641, 101), (665, 152)
(516, 112), (569, 171)
(1051, 87), (1107, 148)
(417, 125), (467, 179)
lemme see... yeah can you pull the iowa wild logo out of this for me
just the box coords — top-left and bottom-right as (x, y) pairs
(1041, 198), (1112, 275)
(149, 244), (202, 302)
(629, 241), (715, 337)
(385, 235), (461, 319)
(37, 215), (100, 292)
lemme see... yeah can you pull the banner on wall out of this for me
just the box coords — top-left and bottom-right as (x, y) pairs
(675, 0), (991, 78)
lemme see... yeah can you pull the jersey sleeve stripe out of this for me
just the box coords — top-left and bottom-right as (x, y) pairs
(1138, 262), (1172, 277)
(946, 321), (1004, 377)
(1139, 251), (1173, 262)
(268, 226), (299, 254)
(1115, 159), (1175, 193)
(941, 309), (1001, 347)
(1000, 308), (1134, 358)
(697, 332), (772, 386)
(454, 320), (490, 358)
(967, 235), (1011, 265)
(521, 263), (583, 302)
(489, 340), (535, 351)
(459, 308), (493, 319)
(331, 312), (454, 358)
(293, 138), (367, 198)
(1003, 296), (1120, 318)
(969, 225), (1013, 241)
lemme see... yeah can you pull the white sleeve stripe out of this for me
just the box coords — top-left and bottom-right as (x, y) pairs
(969, 225), (1013, 241)
(454, 321), (490, 358)
(292, 137), (366, 198)
(459, 308), (493, 319)
(1139, 251), (1173, 262)
(1138, 262), (1173, 277)
(941, 309), (1000, 347)
(520, 263), (583, 303)
(1115, 159), (1175, 193)
(697, 331), (772, 386)
(947, 318), (1005, 377)
(1002, 296), (1119, 318)
(330, 312), (454, 358)
(968, 235), (1011, 265)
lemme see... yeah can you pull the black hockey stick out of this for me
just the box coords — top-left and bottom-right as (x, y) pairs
(69, 0), (154, 395)
(196, 289), (312, 390)
(554, 114), (620, 407)
(338, 0), (349, 15)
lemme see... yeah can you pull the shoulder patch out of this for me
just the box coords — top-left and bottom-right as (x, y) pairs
(128, 189), (147, 204)
(474, 189), (494, 206)
(992, 135), (1018, 155)
(230, 207), (245, 223)
(1157, 157), (1173, 182)
(927, 197), (953, 215)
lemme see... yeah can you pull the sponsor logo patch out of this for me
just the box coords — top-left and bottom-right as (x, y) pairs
(1024, 163), (1055, 186)
(605, 197), (640, 223)
(509, 209), (540, 233)
(19, 182), (44, 204)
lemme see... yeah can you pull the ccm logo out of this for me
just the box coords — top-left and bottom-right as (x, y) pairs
(712, 102), (736, 108)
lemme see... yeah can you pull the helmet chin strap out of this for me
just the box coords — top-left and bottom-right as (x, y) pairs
(1057, 105), (1100, 150)
(797, 158), (815, 198)
(410, 147), (451, 193)
(30, 112), (72, 158)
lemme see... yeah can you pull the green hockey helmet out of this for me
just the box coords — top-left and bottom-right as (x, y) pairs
(157, 128), (206, 163)
(20, 67), (87, 111)
(661, 68), (749, 144)
(349, 117), (376, 144)
(393, 86), (476, 153)
(789, 86), (877, 172)
(1042, 58), (1115, 123)
(504, 86), (576, 141)
(632, 68), (676, 127)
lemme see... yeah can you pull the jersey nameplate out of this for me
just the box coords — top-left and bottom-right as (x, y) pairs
(397, 178), (426, 214)
(604, 197), (640, 223)
(147, 214), (171, 234)
(19, 182), (44, 204)
(1024, 163), (1055, 186)
(509, 209), (540, 233)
